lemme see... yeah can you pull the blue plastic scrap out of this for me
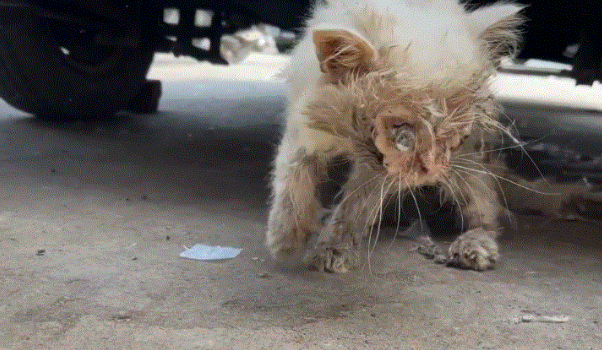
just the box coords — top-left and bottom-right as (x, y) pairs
(179, 244), (243, 260)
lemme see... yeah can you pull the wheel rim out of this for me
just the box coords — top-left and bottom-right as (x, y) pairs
(44, 18), (126, 76)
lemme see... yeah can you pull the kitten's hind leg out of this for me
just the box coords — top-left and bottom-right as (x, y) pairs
(266, 139), (325, 257)
(306, 164), (385, 273)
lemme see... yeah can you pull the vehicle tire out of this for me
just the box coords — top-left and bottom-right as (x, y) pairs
(0, 8), (156, 119)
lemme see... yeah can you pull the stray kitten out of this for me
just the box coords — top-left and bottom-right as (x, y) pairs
(267, 0), (524, 272)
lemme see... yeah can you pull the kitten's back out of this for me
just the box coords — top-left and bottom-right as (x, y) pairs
(286, 0), (516, 99)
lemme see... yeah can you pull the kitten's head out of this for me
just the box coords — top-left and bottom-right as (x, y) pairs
(306, 1), (523, 187)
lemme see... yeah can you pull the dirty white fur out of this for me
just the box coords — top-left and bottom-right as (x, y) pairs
(285, 0), (521, 153)
(267, 0), (524, 272)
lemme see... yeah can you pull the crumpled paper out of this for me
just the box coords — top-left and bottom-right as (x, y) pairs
(179, 244), (243, 261)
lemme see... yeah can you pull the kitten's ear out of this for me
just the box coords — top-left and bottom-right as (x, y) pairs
(313, 29), (375, 76)
(468, 3), (526, 63)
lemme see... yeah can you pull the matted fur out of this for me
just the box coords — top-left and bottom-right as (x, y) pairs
(267, 0), (524, 272)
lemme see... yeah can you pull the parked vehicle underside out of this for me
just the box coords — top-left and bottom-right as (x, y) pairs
(0, 0), (601, 186)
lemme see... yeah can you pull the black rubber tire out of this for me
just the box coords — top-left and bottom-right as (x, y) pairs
(0, 9), (155, 119)
(225, 0), (311, 31)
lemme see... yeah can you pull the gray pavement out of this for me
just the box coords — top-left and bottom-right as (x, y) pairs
(1, 55), (601, 349)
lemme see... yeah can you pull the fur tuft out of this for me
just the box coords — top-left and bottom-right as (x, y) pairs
(467, 3), (526, 65)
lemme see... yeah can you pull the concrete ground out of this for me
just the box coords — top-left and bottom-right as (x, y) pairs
(1, 54), (601, 349)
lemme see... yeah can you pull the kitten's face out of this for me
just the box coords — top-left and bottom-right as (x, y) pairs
(306, 77), (490, 188)
(308, 2), (523, 187)
(372, 91), (474, 187)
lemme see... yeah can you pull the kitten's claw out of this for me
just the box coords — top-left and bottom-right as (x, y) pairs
(305, 246), (360, 273)
(448, 228), (499, 271)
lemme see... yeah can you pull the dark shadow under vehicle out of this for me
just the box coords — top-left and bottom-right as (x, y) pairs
(0, 0), (600, 184)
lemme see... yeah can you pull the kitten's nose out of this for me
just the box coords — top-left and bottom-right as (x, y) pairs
(418, 151), (436, 173)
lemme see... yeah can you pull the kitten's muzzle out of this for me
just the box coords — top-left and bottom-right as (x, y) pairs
(385, 151), (450, 186)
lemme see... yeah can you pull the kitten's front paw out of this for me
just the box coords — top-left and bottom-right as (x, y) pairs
(305, 245), (360, 273)
(448, 228), (499, 271)
(266, 226), (307, 258)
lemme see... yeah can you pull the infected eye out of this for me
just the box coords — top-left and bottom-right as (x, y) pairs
(391, 123), (415, 151)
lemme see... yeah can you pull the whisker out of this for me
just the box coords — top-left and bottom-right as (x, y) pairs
(454, 167), (496, 209)
(447, 169), (469, 205)
(363, 176), (388, 232)
(453, 157), (507, 169)
(394, 175), (404, 238)
(451, 164), (560, 195)
(365, 176), (390, 274)
(452, 158), (510, 216)
(338, 171), (382, 209)
(459, 132), (551, 184)
(450, 168), (486, 222)
(386, 175), (406, 251)
(449, 170), (470, 230)
(405, 179), (423, 233)
(371, 178), (395, 256)
(441, 177), (465, 231)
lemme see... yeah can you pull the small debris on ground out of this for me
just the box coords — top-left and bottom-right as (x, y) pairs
(112, 310), (133, 322)
(36, 249), (45, 256)
(516, 314), (571, 324)
(180, 244), (242, 261)
(401, 220), (449, 263)
(257, 272), (271, 278)
(412, 236), (448, 263)
(433, 254), (448, 264)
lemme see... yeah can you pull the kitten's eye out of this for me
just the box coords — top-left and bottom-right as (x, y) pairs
(391, 123), (415, 151)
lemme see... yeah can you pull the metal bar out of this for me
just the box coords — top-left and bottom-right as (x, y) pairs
(208, 9), (227, 64)
(0, 2), (108, 29)
(499, 66), (574, 78)
(161, 23), (213, 38)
